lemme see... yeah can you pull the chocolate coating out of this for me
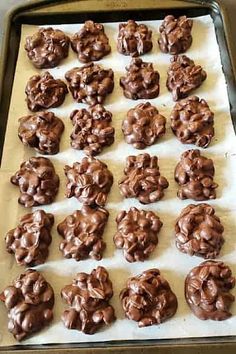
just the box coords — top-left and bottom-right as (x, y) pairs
(25, 27), (70, 69)
(57, 205), (109, 261)
(120, 58), (160, 100)
(158, 15), (193, 54)
(25, 71), (68, 112)
(5, 210), (54, 267)
(65, 63), (114, 105)
(120, 269), (177, 327)
(119, 153), (169, 204)
(64, 156), (113, 207)
(117, 20), (153, 57)
(175, 204), (224, 259)
(11, 157), (60, 208)
(175, 149), (218, 201)
(18, 111), (65, 155)
(185, 260), (235, 320)
(166, 55), (207, 101)
(61, 266), (116, 334)
(0, 269), (54, 341)
(71, 20), (111, 62)
(114, 207), (163, 262)
(70, 104), (114, 156)
(122, 102), (166, 149)
(171, 96), (214, 148)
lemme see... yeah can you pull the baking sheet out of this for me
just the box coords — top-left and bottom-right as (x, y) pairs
(0, 15), (236, 346)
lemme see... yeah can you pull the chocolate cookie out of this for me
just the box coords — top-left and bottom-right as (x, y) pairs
(167, 55), (207, 101)
(120, 58), (160, 99)
(25, 27), (70, 69)
(61, 266), (116, 334)
(174, 149), (218, 201)
(11, 157), (60, 207)
(119, 153), (169, 204)
(171, 96), (214, 148)
(57, 205), (109, 261)
(175, 204), (224, 258)
(71, 20), (111, 62)
(18, 111), (65, 155)
(25, 72), (68, 111)
(0, 269), (54, 341)
(117, 20), (152, 57)
(158, 15), (193, 54)
(114, 207), (163, 262)
(185, 260), (235, 320)
(70, 104), (114, 156)
(65, 63), (114, 105)
(122, 102), (166, 149)
(64, 156), (113, 207)
(5, 210), (54, 267)
(120, 269), (178, 327)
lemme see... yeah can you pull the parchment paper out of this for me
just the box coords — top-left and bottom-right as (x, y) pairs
(0, 15), (236, 346)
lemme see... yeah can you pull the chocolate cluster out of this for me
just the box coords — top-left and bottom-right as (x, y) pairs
(120, 269), (178, 327)
(70, 104), (114, 156)
(18, 111), (65, 155)
(57, 205), (109, 261)
(0, 270), (54, 341)
(175, 204), (224, 259)
(25, 27), (70, 69)
(119, 153), (169, 204)
(61, 266), (116, 334)
(64, 156), (113, 207)
(185, 260), (235, 321)
(65, 63), (114, 105)
(171, 96), (214, 148)
(11, 157), (60, 207)
(175, 149), (218, 201)
(25, 72), (68, 112)
(166, 55), (207, 101)
(120, 58), (160, 100)
(5, 210), (54, 267)
(117, 20), (153, 57)
(71, 20), (111, 62)
(158, 15), (193, 54)
(122, 102), (166, 149)
(114, 207), (163, 262)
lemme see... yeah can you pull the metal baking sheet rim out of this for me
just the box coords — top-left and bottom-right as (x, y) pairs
(0, 0), (236, 352)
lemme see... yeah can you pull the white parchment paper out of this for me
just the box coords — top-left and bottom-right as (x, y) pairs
(0, 15), (236, 346)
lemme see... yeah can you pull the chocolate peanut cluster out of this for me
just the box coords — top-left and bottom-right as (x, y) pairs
(25, 72), (68, 111)
(120, 58), (160, 99)
(57, 205), (109, 261)
(0, 270), (54, 341)
(175, 204), (224, 259)
(185, 260), (235, 321)
(175, 149), (218, 201)
(25, 27), (70, 69)
(64, 156), (113, 207)
(122, 102), (166, 149)
(71, 20), (111, 62)
(171, 96), (214, 148)
(119, 153), (169, 204)
(70, 105), (114, 156)
(120, 269), (178, 327)
(114, 207), (163, 262)
(158, 15), (193, 54)
(117, 20), (153, 57)
(5, 210), (54, 267)
(18, 111), (65, 155)
(61, 266), (116, 334)
(65, 63), (114, 105)
(166, 55), (207, 101)
(11, 157), (60, 207)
